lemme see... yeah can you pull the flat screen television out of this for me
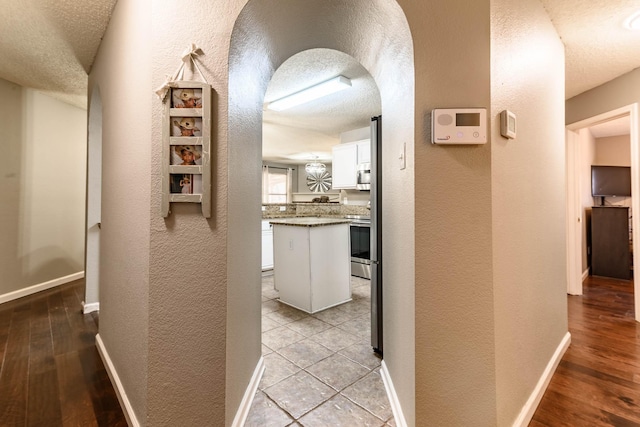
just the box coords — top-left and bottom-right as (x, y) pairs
(591, 165), (631, 200)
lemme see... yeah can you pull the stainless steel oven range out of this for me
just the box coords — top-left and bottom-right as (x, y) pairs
(346, 215), (371, 279)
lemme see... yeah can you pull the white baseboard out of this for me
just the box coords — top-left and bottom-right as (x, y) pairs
(0, 271), (84, 305)
(231, 356), (265, 427)
(96, 333), (140, 427)
(82, 302), (100, 314)
(381, 360), (407, 427)
(582, 268), (590, 282)
(512, 332), (571, 427)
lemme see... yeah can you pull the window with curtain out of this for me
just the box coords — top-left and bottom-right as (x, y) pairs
(262, 165), (292, 203)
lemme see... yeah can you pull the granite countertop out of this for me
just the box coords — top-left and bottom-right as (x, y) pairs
(269, 217), (352, 227)
(262, 202), (370, 219)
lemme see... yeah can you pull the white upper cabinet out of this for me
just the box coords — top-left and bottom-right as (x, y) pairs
(332, 143), (358, 189)
(356, 139), (371, 164)
(331, 139), (370, 190)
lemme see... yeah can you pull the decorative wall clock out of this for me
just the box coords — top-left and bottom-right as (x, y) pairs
(307, 171), (332, 193)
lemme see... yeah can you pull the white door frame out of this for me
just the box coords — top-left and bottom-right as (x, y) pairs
(566, 103), (640, 322)
(84, 88), (103, 314)
(566, 128), (582, 295)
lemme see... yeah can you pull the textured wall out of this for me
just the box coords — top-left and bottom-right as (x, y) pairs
(89, 0), (152, 422)
(566, 69), (640, 126)
(595, 135), (632, 166)
(0, 79), (86, 296)
(490, 0), (568, 424)
(146, 1), (239, 425)
(410, 0), (496, 424)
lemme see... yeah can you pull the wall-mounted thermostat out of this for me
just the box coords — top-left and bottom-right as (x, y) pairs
(500, 109), (516, 139)
(431, 108), (487, 144)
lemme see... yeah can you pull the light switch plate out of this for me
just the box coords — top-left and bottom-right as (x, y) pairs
(500, 109), (516, 139)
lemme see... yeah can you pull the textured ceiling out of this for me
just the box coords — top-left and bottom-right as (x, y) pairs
(539, 0), (640, 99)
(262, 49), (381, 164)
(1, 0), (639, 126)
(264, 49), (381, 137)
(0, 0), (117, 108)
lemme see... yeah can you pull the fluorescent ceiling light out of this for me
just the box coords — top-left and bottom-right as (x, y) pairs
(288, 152), (332, 162)
(267, 75), (352, 111)
(624, 10), (640, 30)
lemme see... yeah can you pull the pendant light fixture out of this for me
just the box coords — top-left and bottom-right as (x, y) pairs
(305, 155), (327, 175)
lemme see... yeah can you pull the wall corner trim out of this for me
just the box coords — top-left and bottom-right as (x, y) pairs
(512, 331), (571, 426)
(0, 271), (85, 305)
(231, 356), (265, 427)
(381, 360), (408, 427)
(96, 333), (140, 427)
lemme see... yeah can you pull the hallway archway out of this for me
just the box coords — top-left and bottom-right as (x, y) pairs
(227, 0), (416, 424)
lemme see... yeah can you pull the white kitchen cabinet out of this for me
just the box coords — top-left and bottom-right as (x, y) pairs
(261, 220), (273, 270)
(271, 218), (351, 313)
(356, 139), (371, 164)
(331, 143), (358, 189)
(331, 140), (370, 190)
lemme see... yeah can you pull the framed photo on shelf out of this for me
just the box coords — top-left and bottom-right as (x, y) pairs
(170, 174), (203, 194)
(172, 88), (203, 109)
(171, 117), (203, 137)
(171, 145), (203, 165)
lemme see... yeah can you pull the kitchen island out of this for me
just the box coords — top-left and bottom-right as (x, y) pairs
(269, 217), (351, 313)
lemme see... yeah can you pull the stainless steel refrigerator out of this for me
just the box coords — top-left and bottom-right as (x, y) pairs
(370, 116), (383, 356)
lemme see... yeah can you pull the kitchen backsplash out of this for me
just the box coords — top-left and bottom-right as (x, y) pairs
(262, 203), (369, 218)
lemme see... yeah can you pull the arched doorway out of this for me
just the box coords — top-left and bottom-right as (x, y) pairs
(228, 0), (415, 424)
(256, 48), (385, 422)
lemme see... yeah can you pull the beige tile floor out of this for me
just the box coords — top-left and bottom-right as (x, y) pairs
(246, 274), (395, 427)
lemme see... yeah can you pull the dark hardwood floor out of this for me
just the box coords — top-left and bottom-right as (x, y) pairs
(531, 276), (640, 426)
(0, 279), (126, 427)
